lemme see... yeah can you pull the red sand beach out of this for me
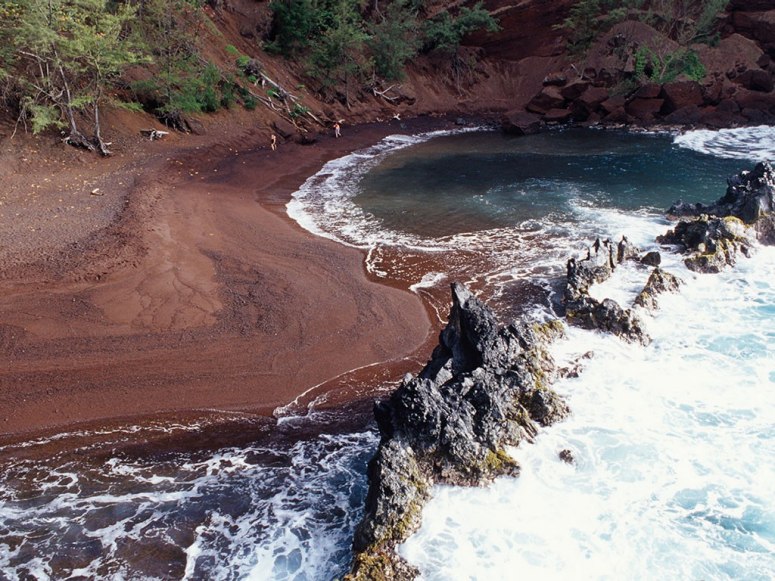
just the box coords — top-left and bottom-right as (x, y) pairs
(0, 118), (459, 441)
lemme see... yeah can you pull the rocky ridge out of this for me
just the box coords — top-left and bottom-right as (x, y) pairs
(347, 161), (775, 579)
(347, 282), (569, 580)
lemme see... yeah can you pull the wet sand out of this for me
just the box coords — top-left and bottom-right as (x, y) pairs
(0, 118), (458, 441)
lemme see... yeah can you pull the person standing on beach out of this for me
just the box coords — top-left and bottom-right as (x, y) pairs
(334, 122), (341, 138)
(270, 134), (277, 151)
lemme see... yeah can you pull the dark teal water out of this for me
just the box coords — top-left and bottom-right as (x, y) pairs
(356, 129), (745, 238)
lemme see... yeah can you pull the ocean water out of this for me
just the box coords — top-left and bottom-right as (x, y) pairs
(2, 126), (775, 579)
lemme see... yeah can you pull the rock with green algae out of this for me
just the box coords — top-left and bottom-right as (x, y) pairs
(657, 214), (756, 273)
(346, 282), (569, 579)
(634, 267), (684, 311)
(662, 161), (775, 270)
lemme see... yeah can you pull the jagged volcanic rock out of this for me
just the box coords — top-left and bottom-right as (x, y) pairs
(563, 238), (650, 344)
(657, 215), (755, 273)
(347, 283), (569, 580)
(660, 162), (775, 272)
(634, 267), (684, 310)
(667, 161), (775, 243)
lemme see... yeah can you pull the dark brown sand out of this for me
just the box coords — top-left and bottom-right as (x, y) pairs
(0, 118), (458, 441)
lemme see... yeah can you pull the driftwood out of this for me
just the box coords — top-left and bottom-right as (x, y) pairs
(372, 84), (400, 103)
(140, 129), (169, 141)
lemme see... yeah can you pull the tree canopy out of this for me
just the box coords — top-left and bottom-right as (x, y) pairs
(0, 0), (500, 152)
(1, 0), (144, 153)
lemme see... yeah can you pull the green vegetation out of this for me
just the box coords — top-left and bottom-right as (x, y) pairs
(0, 0), (498, 151)
(266, 0), (499, 96)
(306, 0), (370, 106)
(633, 46), (706, 84)
(423, 2), (499, 54)
(558, 0), (725, 88)
(366, 0), (421, 81)
(0, 0), (145, 153)
(560, 0), (728, 54)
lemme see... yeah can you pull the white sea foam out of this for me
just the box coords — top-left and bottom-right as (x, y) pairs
(400, 236), (775, 579)
(0, 429), (377, 580)
(3, 127), (773, 580)
(409, 272), (447, 292)
(674, 125), (775, 161)
(286, 128), (482, 251)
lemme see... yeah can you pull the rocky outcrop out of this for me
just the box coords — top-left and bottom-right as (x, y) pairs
(634, 267), (684, 310)
(661, 162), (775, 272)
(657, 215), (755, 273)
(347, 283), (568, 579)
(348, 163), (775, 579)
(510, 6), (775, 131)
(563, 237), (650, 344)
(667, 161), (775, 234)
(562, 235), (689, 340)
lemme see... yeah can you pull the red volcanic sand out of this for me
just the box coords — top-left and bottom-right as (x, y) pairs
(0, 119), (451, 440)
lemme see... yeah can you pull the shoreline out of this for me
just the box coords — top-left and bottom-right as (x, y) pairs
(0, 116), (461, 445)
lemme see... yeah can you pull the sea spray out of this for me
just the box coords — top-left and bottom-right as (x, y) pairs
(0, 426), (377, 580)
(398, 222), (775, 581)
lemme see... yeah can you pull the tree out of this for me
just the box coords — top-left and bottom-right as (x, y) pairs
(1, 0), (144, 154)
(308, 0), (370, 107)
(266, 0), (320, 56)
(423, 2), (499, 54)
(366, 0), (420, 81)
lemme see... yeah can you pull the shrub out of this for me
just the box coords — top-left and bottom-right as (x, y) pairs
(423, 2), (499, 54)
(290, 102), (310, 118)
(366, 0), (421, 80)
(634, 46), (706, 84)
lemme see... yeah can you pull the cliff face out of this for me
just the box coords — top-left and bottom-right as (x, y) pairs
(2, 1), (773, 150)
(200, 0), (775, 140)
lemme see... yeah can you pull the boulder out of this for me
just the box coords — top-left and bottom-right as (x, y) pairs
(634, 267), (683, 310)
(661, 81), (704, 114)
(600, 95), (626, 115)
(657, 215), (755, 273)
(565, 295), (649, 344)
(559, 449), (575, 464)
(576, 86), (610, 112)
(501, 110), (544, 135)
(635, 83), (662, 99)
(741, 107), (775, 124)
(734, 69), (774, 92)
(733, 88), (775, 114)
(730, 10), (775, 55)
(526, 85), (566, 114)
(625, 97), (665, 121)
(560, 80), (591, 101)
(663, 105), (702, 125)
(698, 106), (747, 128)
(543, 108), (574, 123)
(640, 251), (661, 267)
